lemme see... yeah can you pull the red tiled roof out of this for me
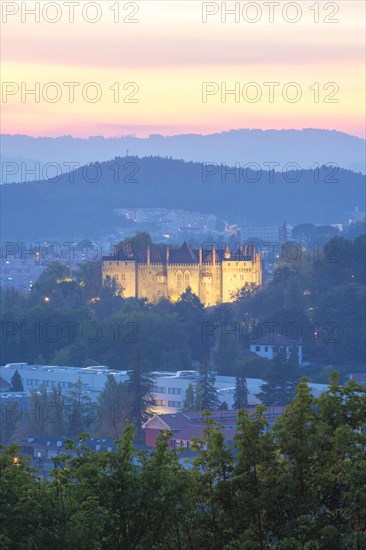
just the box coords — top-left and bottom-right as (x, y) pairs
(170, 424), (205, 441)
(148, 413), (190, 431)
(170, 423), (237, 443)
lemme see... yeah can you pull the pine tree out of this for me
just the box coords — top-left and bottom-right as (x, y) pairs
(182, 383), (195, 412)
(287, 345), (300, 368)
(96, 374), (128, 439)
(35, 354), (46, 366)
(195, 364), (219, 411)
(10, 370), (24, 392)
(233, 375), (249, 410)
(126, 347), (154, 431)
(65, 378), (92, 437)
(259, 348), (299, 406)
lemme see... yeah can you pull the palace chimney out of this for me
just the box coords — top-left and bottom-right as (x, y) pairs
(199, 246), (202, 266)
(147, 245), (150, 266)
(166, 245), (170, 265)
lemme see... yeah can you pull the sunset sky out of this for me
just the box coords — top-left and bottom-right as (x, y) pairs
(1, 1), (365, 138)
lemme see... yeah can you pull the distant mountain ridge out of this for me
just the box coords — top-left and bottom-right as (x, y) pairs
(1, 129), (365, 183)
(1, 156), (364, 242)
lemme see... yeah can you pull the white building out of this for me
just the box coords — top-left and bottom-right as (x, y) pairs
(150, 370), (261, 414)
(250, 333), (303, 366)
(0, 363), (128, 401)
(1, 363), (328, 415)
(240, 225), (281, 242)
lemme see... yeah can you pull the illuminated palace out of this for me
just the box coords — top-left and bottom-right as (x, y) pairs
(102, 242), (262, 307)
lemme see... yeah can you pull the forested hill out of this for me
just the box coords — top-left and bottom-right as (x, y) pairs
(1, 156), (365, 241)
(2, 129), (365, 175)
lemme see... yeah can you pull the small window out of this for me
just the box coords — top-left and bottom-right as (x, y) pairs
(255, 346), (260, 352)
(265, 346), (268, 352)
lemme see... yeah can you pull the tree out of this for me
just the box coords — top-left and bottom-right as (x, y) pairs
(259, 348), (300, 406)
(291, 223), (315, 245)
(195, 364), (219, 411)
(1, 376), (365, 548)
(210, 328), (241, 376)
(119, 231), (152, 255)
(182, 383), (195, 412)
(283, 273), (304, 311)
(233, 282), (259, 302)
(189, 412), (234, 548)
(24, 383), (65, 438)
(174, 286), (206, 361)
(232, 405), (276, 547)
(73, 260), (102, 304)
(65, 378), (92, 437)
(287, 345), (300, 368)
(233, 375), (248, 410)
(10, 370), (23, 392)
(126, 347), (154, 431)
(35, 354), (46, 366)
(95, 375), (128, 439)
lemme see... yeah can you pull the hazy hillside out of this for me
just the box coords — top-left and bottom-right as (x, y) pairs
(1, 156), (365, 241)
(1, 129), (365, 183)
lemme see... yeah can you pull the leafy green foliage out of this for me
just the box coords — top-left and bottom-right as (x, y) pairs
(1, 378), (364, 548)
(182, 383), (195, 412)
(259, 348), (300, 406)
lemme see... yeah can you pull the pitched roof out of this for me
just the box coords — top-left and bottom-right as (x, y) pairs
(170, 423), (237, 443)
(0, 377), (11, 389)
(143, 412), (190, 431)
(251, 333), (302, 346)
(170, 424), (205, 441)
(169, 242), (198, 264)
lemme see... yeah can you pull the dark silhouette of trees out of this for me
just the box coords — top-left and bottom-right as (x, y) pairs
(10, 370), (23, 392)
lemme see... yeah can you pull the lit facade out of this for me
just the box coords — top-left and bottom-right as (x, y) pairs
(102, 242), (262, 307)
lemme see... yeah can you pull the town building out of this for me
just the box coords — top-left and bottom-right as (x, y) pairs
(149, 370), (261, 414)
(250, 333), (303, 366)
(102, 241), (262, 307)
(142, 407), (286, 449)
(0, 364), (260, 412)
(1, 365), (328, 424)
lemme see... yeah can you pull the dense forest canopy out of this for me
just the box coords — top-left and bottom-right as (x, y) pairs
(1, 156), (365, 240)
(1, 377), (365, 549)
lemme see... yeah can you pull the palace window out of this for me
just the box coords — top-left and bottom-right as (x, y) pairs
(184, 270), (190, 288)
(176, 270), (183, 292)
